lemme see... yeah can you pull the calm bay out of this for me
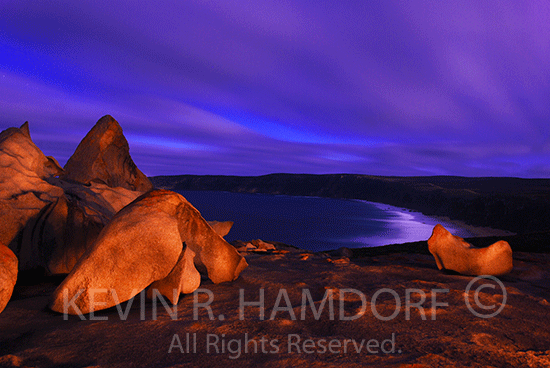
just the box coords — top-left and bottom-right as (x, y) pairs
(178, 190), (473, 252)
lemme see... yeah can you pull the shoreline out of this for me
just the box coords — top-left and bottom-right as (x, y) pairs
(151, 174), (550, 235)
(431, 215), (515, 238)
(360, 200), (515, 246)
(178, 190), (516, 250)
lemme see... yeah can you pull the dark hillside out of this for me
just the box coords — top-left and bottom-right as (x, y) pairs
(150, 174), (550, 234)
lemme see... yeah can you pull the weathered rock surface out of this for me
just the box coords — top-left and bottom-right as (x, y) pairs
(151, 191), (248, 283)
(0, 242), (18, 314)
(146, 246), (201, 305)
(3, 245), (549, 367)
(50, 198), (183, 315)
(428, 224), (513, 276)
(233, 239), (277, 253)
(19, 179), (143, 274)
(61, 115), (153, 192)
(207, 221), (233, 237)
(0, 120), (148, 275)
(51, 190), (247, 314)
(251, 239), (276, 250)
(0, 123), (65, 250)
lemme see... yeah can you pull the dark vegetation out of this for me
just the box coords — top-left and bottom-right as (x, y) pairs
(151, 174), (550, 235)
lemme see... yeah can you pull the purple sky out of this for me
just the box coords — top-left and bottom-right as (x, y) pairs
(1, 1), (549, 177)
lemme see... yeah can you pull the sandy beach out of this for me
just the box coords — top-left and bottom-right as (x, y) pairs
(362, 201), (514, 245)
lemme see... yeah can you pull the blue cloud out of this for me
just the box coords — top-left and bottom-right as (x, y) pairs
(1, 0), (549, 177)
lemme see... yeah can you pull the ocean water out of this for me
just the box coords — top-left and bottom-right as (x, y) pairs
(177, 190), (473, 252)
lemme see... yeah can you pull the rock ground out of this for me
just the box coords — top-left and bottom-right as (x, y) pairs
(1, 243), (549, 368)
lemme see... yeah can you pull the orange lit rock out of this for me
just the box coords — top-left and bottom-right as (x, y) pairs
(0, 242), (18, 314)
(50, 190), (247, 315)
(0, 120), (148, 274)
(50, 201), (183, 315)
(0, 123), (65, 251)
(61, 115), (153, 192)
(146, 246), (201, 304)
(140, 190), (248, 284)
(428, 224), (513, 276)
(251, 239), (276, 250)
(207, 221), (234, 237)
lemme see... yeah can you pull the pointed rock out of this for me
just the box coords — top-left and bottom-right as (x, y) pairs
(19, 121), (31, 139)
(0, 123), (63, 180)
(61, 115), (153, 192)
(0, 124), (65, 250)
(0, 242), (18, 314)
(427, 224), (513, 276)
(45, 156), (63, 176)
(0, 122), (144, 275)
